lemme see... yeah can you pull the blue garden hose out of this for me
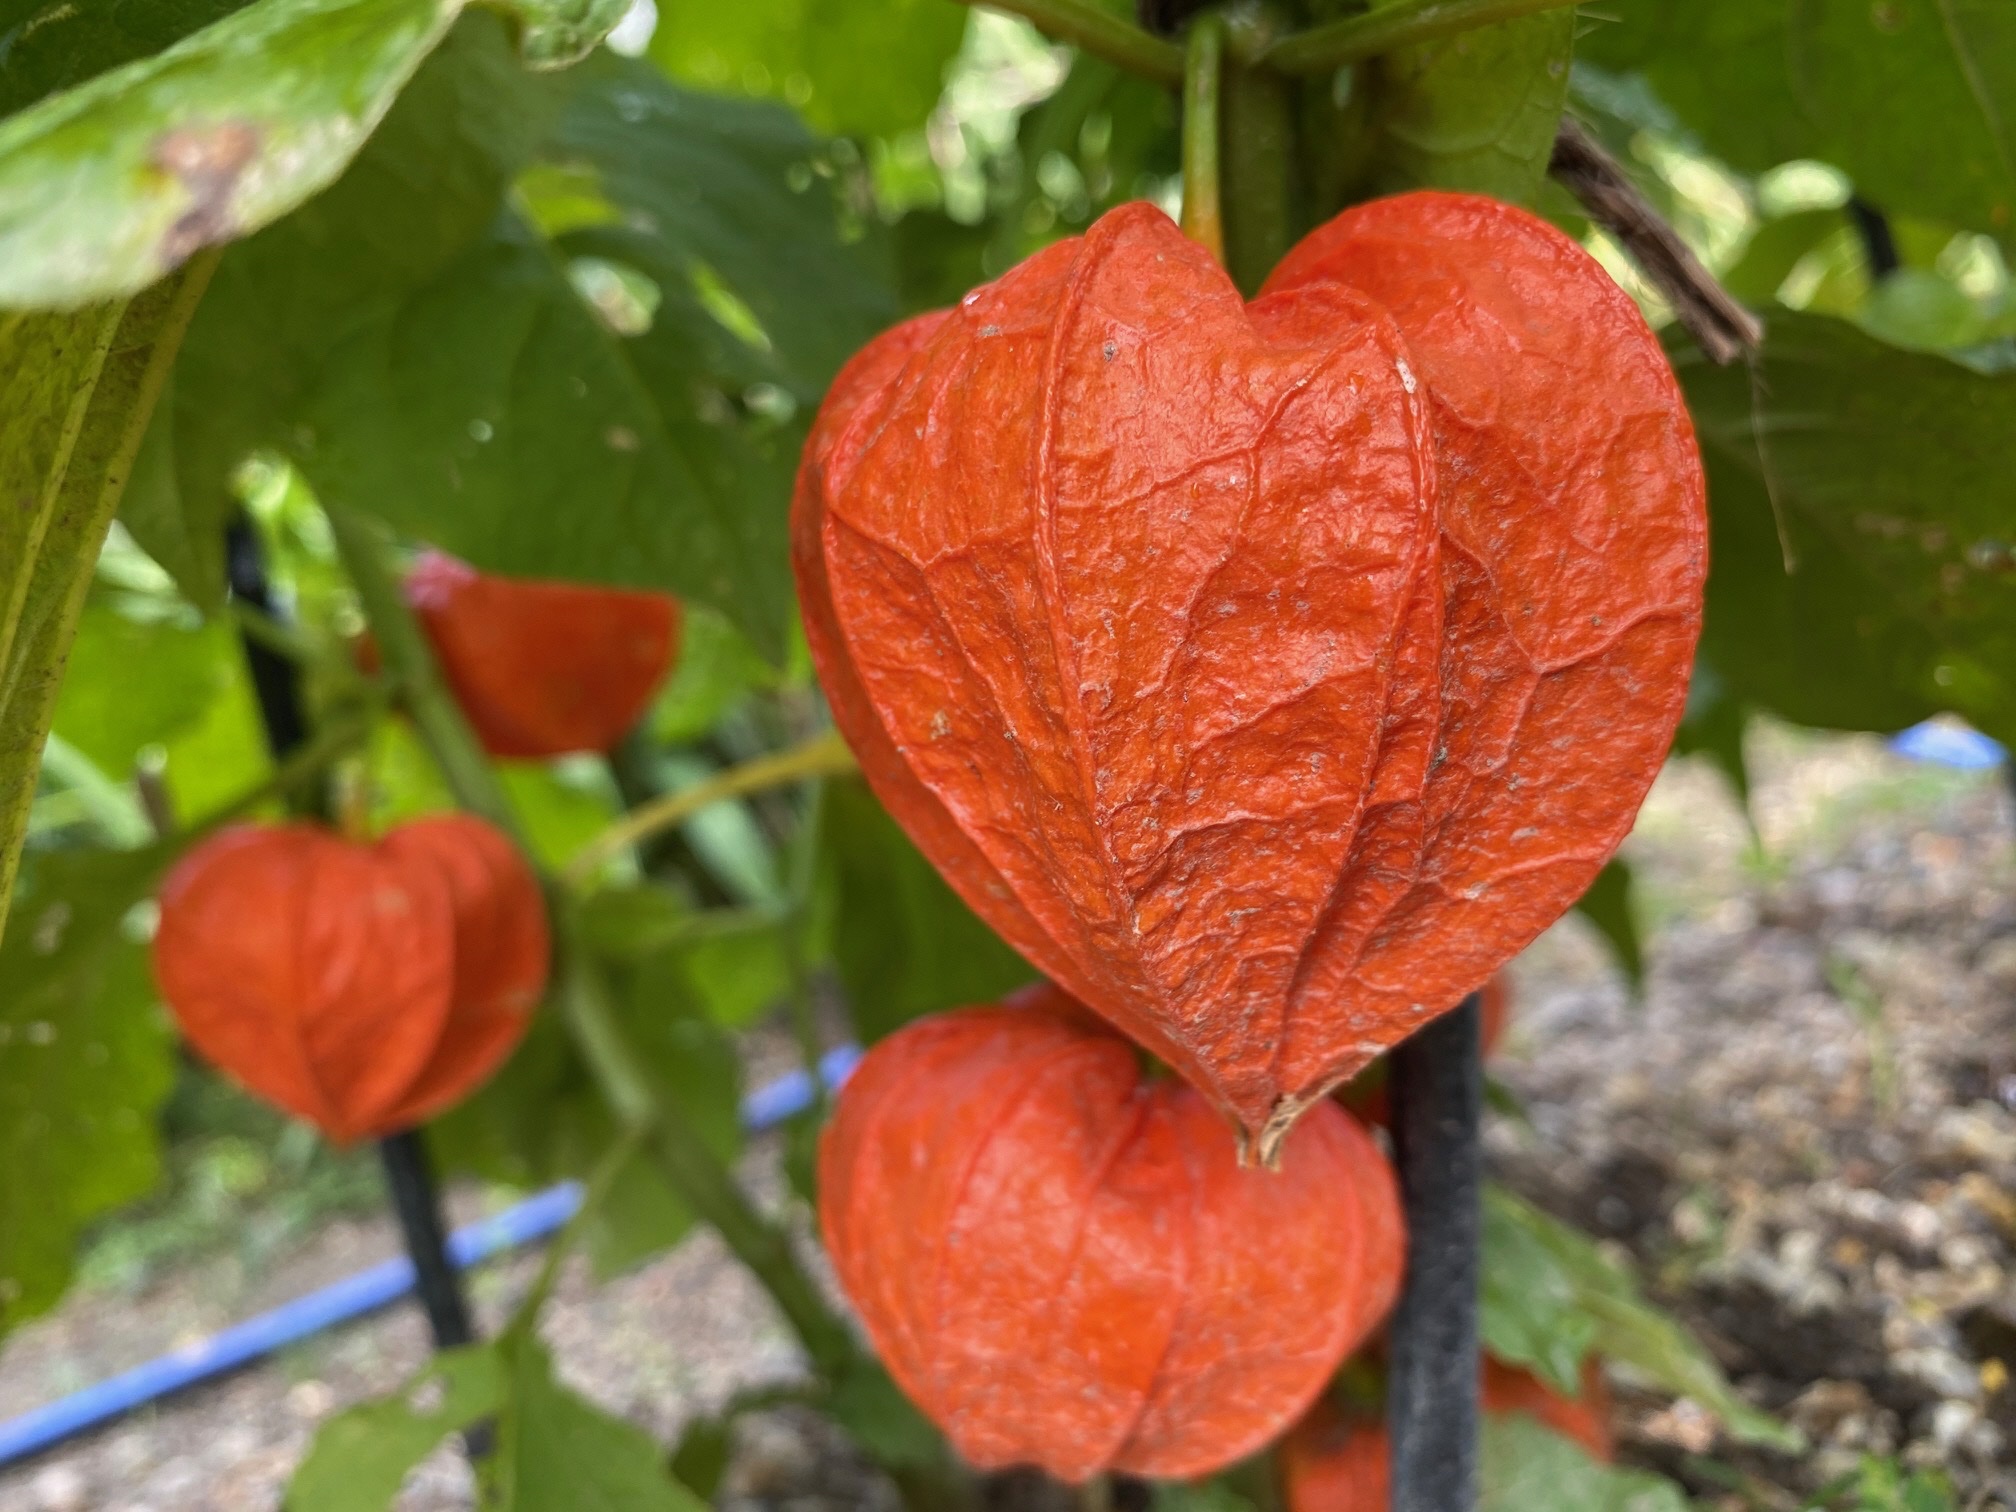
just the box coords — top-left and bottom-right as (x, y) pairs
(0, 1043), (861, 1469)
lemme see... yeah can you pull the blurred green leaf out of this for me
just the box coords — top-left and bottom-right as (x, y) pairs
(1481, 1184), (1598, 1395)
(492, 0), (628, 68)
(147, 19), (874, 655)
(0, 0), (253, 117)
(1721, 206), (1850, 306)
(1480, 1417), (1688, 1512)
(1571, 858), (1643, 992)
(1154, 1483), (1262, 1511)
(823, 780), (1034, 1043)
(52, 598), (242, 776)
(1672, 660), (1753, 817)
(1485, 1187), (1800, 1451)
(650, 0), (966, 140)
(0, 842), (179, 1338)
(493, 1331), (707, 1510)
(1678, 313), (2016, 743)
(0, 0), (467, 309)
(141, 12), (561, 615)
(1356, 0), (1575, 205)
(286, 1345), (504, 1512)
(651, 607), (775, 745)
(1581, 1), (2016, 245)
(3, 263), (213, 942)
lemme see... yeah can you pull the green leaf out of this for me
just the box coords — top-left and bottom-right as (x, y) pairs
(1571, 858), (1644, 992)
(1355, 0), (1574, 205)
(823, 779), (1035, 1043)
(649, 0), (967, 140)
(651, 606), (775, 745)
(0, 0), (254, 118)
(286, 1346), (504, 1512)
(1481, 1185), (1599, 1395)
(51, 597), (243, 776)
(490, 0), (629, 69)
(2, 262), (213, 943)
(493, 1332), (708, 1511)
(1484, 1187), (1801, 1452)
(1480, 1417), (1689, 1512)
(1671, 660), (1753, 816)
(182, 51), (898, 660)
(0, 842), (179, 1337)
(1580, 1), (2016, 245)
(140, 11), (562, 615)
(0, 0), (468, 309)
(1676, 312), (2015, 742)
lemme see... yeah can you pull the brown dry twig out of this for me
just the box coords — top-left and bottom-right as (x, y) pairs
(1550, 117), (1764, 365)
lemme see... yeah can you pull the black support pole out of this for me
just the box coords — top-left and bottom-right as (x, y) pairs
(225, 520), (483, 1366)
(378, 1131), (478, 1348)
(1387, 992), (1483, 1512)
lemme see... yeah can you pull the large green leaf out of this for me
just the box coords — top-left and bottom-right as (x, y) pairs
(0, 842), (179, 1337)
(130, 12), (561, 614)
(1484, 1187), (1800, 1452)
(161, 50), (896, 658)
(1354, 0), (1574, 205)
(51, 598), (245, 775)
(1, 263), (213, 943)
(0, 0), (468, 309)
(823, 779), (1035, 1043)
(286, 1346), (504, 1512)
(493, 1332), (708, 1511)
(1676, 313), (2014, 741)
(1581, 1), (2016, 243)
(1480, 1417), (1689, 1512)
(649, 0), (967, 141)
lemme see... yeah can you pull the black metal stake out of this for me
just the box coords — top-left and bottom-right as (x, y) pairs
(226, 520), (484, 1365)
(1387, 992), (1484, 1512)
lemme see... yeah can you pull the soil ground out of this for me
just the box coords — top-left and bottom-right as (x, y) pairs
(3, 725), (2015, 1509)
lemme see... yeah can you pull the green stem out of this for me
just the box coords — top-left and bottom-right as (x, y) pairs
(955, 0), (1183, 83)
(328, 508), (862, 1379)
(565, 728), (857, 887)
(556, 942), (858, 1378)
(190, 697), (385, 835)
(1180, 14), (1227, 263)
(323, 506), (522, 843)
(1221, 31), (1301, 295)
(229, 599), (322, 668)
(782, 778), (828, 1116)
(1261, 0), (1581, 73)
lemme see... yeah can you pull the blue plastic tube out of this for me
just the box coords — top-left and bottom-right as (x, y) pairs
(0, 1044), (862, 1469)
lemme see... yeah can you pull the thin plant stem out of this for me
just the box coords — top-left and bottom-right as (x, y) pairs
(323, 507), (522, 842)
(781, 777), (829, 1116)
(1261, 0), (1581, 73)
(952, 0), (1183, 82)
(327, 508), (867, 1384)
(1221, 25), (1301, 295)
(565, 728), (858, 886)
(554, 942), (859, 1378)
(182, 696), (385, 837)
(228, 599), (321, 667)
(1180, 14), (1227, 264)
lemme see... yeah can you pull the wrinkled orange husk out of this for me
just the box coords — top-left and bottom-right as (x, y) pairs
(152, 815), (549, 1141)
(402, 550), (680, 759)
(1281, 1357), (1612, 1510)
(819, 984), (1405, 1484)
(795, 194), (1704, 1155)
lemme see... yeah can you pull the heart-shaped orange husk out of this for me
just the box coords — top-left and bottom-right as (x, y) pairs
(819, 984), (1403, 1484)
(796, 196), (1703, 1155)
(403, 550), (681, 759)
(152, 815), (548, 1141)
